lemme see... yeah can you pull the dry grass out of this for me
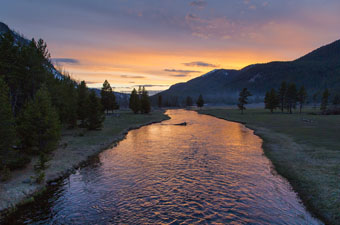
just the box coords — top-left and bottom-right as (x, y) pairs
(197, 107), (340, 224)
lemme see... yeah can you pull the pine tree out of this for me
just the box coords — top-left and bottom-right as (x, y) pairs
(186, 96), (193, 107)
(100, 80), (118, 114)
(101, 80), (112, 114)
(238, 88), (252, 114)
(158, 95), (162, 108)
(278, 81), (287, 112)
(17, 86), (61, 154)
(140, 87), (151, 114)
(297, 86), (308, 114)
(65, 82), (78, 128)
(77, 81), (89, 127)
(129, 88), (140, 114)
(196, 94), (204, 108)
(320, 88), (330, 113)
(109, 91), (119, 112)
(286, 83), (298, 114)
(264, 88), (279, 113)
(86, 90), (105, 130)
(0, 78), (16, 156)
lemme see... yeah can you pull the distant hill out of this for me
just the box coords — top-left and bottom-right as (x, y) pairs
(153, 39), (340, 105)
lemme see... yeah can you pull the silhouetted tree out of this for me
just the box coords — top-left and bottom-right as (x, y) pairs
(196, 94), (204, 108)
(77, 81), (89, 127)
(86, 90), (104, 130)
(264, 88), (279, 113)
(320, 88), (330, 113)
(0, 78), (16, 156)
(101, 80), (118, 114)
(129, 88), (140, 114)
(186, 96), (193, 107)
(140, 87), (151, 114)
(101, 80), (112, 114)
(238, 88), (252, 114)
(158, 95), (162, 108)
(278, 81), (287, 112)
(297, 86), (308, 114)
(17, 86), (61, 154)
(286, 83), (297, 114)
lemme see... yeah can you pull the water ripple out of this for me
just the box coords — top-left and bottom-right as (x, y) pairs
(3, 110), (322, 224)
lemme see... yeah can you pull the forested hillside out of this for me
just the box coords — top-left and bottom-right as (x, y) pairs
(0, 23), (105, 175)
(154, 39), (340, 105)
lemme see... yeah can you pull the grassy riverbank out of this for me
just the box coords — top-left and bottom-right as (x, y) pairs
(0, 110), (169, 214)
(197, 107), (340, 224)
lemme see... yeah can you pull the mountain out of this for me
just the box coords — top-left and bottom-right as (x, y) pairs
(154, 39), (340, 105)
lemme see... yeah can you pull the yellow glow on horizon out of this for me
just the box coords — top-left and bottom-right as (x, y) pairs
(54, 46), (288, 92)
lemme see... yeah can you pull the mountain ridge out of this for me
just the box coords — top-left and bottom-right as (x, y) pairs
(154, 39), (340, 105)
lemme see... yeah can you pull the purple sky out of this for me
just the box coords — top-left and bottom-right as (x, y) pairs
(1, 0), (340, 92)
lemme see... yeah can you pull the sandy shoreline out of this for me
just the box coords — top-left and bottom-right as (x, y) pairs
(0, 111), (169, 216)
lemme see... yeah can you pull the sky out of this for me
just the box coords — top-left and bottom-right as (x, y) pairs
(1, 0), (340, 93)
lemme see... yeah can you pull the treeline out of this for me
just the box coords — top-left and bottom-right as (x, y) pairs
(156, 94), (205, 108)
(0, 32), (115, 177)
(129, 86), (151, 114)
(264, 81), (340, 114)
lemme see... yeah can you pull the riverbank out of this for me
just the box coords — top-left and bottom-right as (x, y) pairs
(197, 108), (340, 224)
(0, 110), (169, 215)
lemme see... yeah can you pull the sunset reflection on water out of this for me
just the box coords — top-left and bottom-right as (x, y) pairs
(5, 110), (321, 224)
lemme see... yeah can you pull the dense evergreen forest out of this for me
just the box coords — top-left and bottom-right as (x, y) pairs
(0, 31), (106, 176)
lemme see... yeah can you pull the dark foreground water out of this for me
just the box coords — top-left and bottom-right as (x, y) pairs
(3, 110), (321, 224)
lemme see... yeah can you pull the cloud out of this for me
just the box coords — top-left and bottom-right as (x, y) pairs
(52, 58), (80, 64)
(169, 74), (188, 77)
(132, 84), (169, 88)
(183, 61), (219, 67)
(164, 69), (200, 74)
(190, 0), (207, 9)
(120, 75), (146, 79)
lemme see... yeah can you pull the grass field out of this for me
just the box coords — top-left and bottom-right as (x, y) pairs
(0, 110), (169, 213)
(197, 107), (340, 224)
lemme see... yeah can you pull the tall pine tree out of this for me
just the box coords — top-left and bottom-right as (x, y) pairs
(264, 88), (279, 113)
(297, 86), (308, 114)
(129, 88), (140, 114)
(86, 90), (105, 130)
(100, 80), (118, 114)
(140, 87), (151, 114)
(77, 81), (89, 127)
(0, 78), (16, 156)
(278, 81), (287, 112)
(286, 83), (297, 114)
(17, 86), (61, 154)
(238, 88), (252, 114)
(196, 94), (204, 108)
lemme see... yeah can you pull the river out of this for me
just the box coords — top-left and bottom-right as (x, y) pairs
(3, 110), (321, 224)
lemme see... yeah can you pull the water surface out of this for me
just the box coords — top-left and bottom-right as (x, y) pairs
(3, 110), (321, 224)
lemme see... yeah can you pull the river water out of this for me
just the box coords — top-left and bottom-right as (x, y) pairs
(3, 110), (321, 224)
